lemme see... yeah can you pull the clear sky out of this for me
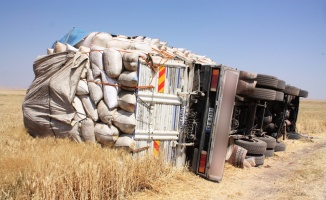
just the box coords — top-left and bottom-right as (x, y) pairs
(0, 0), (325, 99)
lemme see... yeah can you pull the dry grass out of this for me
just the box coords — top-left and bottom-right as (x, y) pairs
(0, 89), (325, 199)
(296, 100), (326, 136)
(0, 90), (182, 199)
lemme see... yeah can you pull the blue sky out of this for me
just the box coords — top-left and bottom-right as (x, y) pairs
(0, 0), (325, 99)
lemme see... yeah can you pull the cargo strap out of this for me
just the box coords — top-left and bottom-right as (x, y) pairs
(86, 80), (154, 90)
(130, 146), (149, 153)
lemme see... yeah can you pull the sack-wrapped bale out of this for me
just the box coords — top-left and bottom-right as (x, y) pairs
(66, 44), (78, 52)
(90, 45), (105, 78)
(79, 46), (91, 54)
(101, 72), (119, 109)
(53, 41), (67, 53)
(88, 78), (103, 105)
(103, 48), (123, 78)
(79, 95), (98, 122)
(133, 42), (152, 53)
(72, 96), (87, 121)
(92, 32), (113, 47)
(76, 79), (89, 95)
(106, 38), (131, 49)
(123, 51), (146, 71)
(113, 109), (136, 134)
(97, 100), (116, 126)
(94, 123), (119, 147)
(47, 48), (54, 55)
(118, 91), (136, 113)
(114, 134), (136, 151)
(81, 118), (96, 142)
(75, 32), (98, 48)
(118, 71), (138, 91)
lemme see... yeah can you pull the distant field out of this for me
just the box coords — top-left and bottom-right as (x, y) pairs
(0, 89), (325, 199)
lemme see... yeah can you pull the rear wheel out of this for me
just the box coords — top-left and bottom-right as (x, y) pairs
(234, 138), (267, 154)
(254, 135), (276, 149)
(274, 141), (286, 152)
(275, 80), (286, 91)
(284, 85), (300, 96)
(242, 88), (276, 101)
(255, 74), (279, 89)
(298, 89), (308, 98)
(246, 154), (265, 166)
(239, 70), (257, 79)
(265, 148), (275, 157)
(287, 132), (301, 140)
(275, 91), (284, 101)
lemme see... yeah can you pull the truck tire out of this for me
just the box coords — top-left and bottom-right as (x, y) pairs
(243, 88), (276, 101)
(274, 141), (286, 152)
(284, 85), (300, 96)
(298, 89), (308, 98)
(254, 135), (276, 149)
(255, 74), (279, 89)
(234, 138), (267, 154)
(246, 154), (265, 166)
(265, 148), (275, 157)
(275, 91), (284, 101)
(239, 70), (257, 80)
(287, 132), (301, 140)
(275, 79), (286, 91)
(236, 79), (256, 95)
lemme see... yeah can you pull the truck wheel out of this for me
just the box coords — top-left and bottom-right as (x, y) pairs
(298, 89), (308, 98)
(275, 91), (284, 101)
(243, 88), (276, 101)
(234, 138), (267, 154)
(274, 141), (286, 152)
(236, 79), (256, 95)
(284, 85), (300, 96)
(255, 74), (279, 89)
(287, 132), (301, 140)
(239, 70), (257, 80)
(265, 148), (275, 157)
(254, 135), (276, 149)
(275, 79), (286, 91)
(246, 154), (265, 166)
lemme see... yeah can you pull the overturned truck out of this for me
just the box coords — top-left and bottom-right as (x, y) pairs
(22, 28), (308, 182)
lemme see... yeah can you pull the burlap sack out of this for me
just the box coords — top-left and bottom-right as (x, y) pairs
(113, 109), (136, 134)
(79, 95), (98, 121)
(92, 32), (113, 47)
(114, 134), (136, 151)
(76, 79), (89, 95)
(101, 72), (119, 109)
(94, 123), (119, 146)
(81, 118), (96, 142)
(103, 48), (123, 78)
(118, 91), (136, 113)
(97, 100), (116, 126)
(118, 71), (138, 91)
(72, 96), (87, 121)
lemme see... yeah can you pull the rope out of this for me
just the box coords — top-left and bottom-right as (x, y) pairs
(87, 80), (154, 90)
(81, 48), (163, 73)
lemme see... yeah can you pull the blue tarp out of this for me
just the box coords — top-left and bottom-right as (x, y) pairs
(52, 27), (90, 47)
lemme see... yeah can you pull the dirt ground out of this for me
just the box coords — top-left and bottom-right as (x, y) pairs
(132, 134), (326, 200)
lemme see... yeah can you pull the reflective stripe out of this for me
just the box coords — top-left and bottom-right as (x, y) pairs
(158, 66), (166, 93)
(153, 140), (160, 157)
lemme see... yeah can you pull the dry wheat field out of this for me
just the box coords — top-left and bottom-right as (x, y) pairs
(0, 90), (325, 200)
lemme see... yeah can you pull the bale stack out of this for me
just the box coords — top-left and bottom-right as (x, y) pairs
(23, 30), (216, 152)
